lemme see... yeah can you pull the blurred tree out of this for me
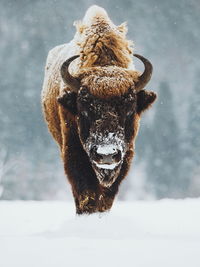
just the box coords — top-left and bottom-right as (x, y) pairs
(185, 70), (200, 196)
(188, 71), (200, 166)
(146, 82), (184, 198)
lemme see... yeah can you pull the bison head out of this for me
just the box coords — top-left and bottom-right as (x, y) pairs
(58, 55), (156, 187)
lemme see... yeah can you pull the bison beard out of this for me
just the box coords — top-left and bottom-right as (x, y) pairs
(42, 5), (157, 214)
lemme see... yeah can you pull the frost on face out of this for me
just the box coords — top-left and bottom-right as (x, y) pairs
(83, 131), (127, 187)
(96, 133), (123, 155)
(96, 144), (119, 156)
(86, 132), (125, 157)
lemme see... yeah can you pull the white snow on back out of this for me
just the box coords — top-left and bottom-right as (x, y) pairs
(0, 199), (200, 267)
(83, 5), (111, 26)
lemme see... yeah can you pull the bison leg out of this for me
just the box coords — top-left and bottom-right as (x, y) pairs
(74, 190), (99, 214)
(75, 190), (115, 214)
(64, 159), (100, 214)
(97, 186), (119, 212)
(63, 127), (101, 214)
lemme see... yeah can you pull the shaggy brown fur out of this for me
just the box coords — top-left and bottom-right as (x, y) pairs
(42, 5), (157, 214)
(78, 66), (139, 98)
(75, 11), (133, 69)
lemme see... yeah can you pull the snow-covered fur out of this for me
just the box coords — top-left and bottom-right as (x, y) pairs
(78, 66), (139, 98)
(42, 5), (156, 214)
(75, 6), (133, 69)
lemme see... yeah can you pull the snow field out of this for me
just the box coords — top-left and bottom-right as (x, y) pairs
(0, 199), (200, 267)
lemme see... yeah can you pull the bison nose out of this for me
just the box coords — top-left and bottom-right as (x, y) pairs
(91, 146), (122, 164)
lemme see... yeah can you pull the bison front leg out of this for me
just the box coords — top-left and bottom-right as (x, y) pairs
(75, 191), (115, 214)
(76, 190), (115, 214)
(97, 188), (116, 212)
(64, 157), (100, 214)
(62, 128), (101, 214)
(74, 190), (99, 214)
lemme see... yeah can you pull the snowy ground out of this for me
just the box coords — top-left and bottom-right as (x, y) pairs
(0, 199), (200, 267)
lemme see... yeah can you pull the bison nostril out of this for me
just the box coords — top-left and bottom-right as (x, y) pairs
(91, 147), (103, 161)
(112, 150), (121, 162)
(96, 153), (103, 161)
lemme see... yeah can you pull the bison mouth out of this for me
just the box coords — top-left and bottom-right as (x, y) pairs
(94, 162), (119, 170)
(92, 160), (122, 188)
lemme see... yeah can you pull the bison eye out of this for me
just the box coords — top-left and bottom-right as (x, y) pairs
(127, 110), (134, 117)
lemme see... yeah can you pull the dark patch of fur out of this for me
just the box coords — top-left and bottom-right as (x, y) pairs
(137, 90), (157, 115)
(77, 87), (137, 142)
(57, 91), (77, 115)
(62, 123), (100, 214)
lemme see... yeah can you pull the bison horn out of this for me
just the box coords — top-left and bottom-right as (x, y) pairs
(60, 55), (80, 93)
(134, 54), (153, 91)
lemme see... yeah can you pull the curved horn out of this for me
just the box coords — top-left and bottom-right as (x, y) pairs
(60, 55), (80, 93)
(134, 54), (153, 91)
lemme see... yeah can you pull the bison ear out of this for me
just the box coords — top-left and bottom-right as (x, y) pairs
(57, 91), (77, 115)
(136, 89), (157, 115)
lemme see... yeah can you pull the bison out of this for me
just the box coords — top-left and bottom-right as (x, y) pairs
(42, 5), (157, 214)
